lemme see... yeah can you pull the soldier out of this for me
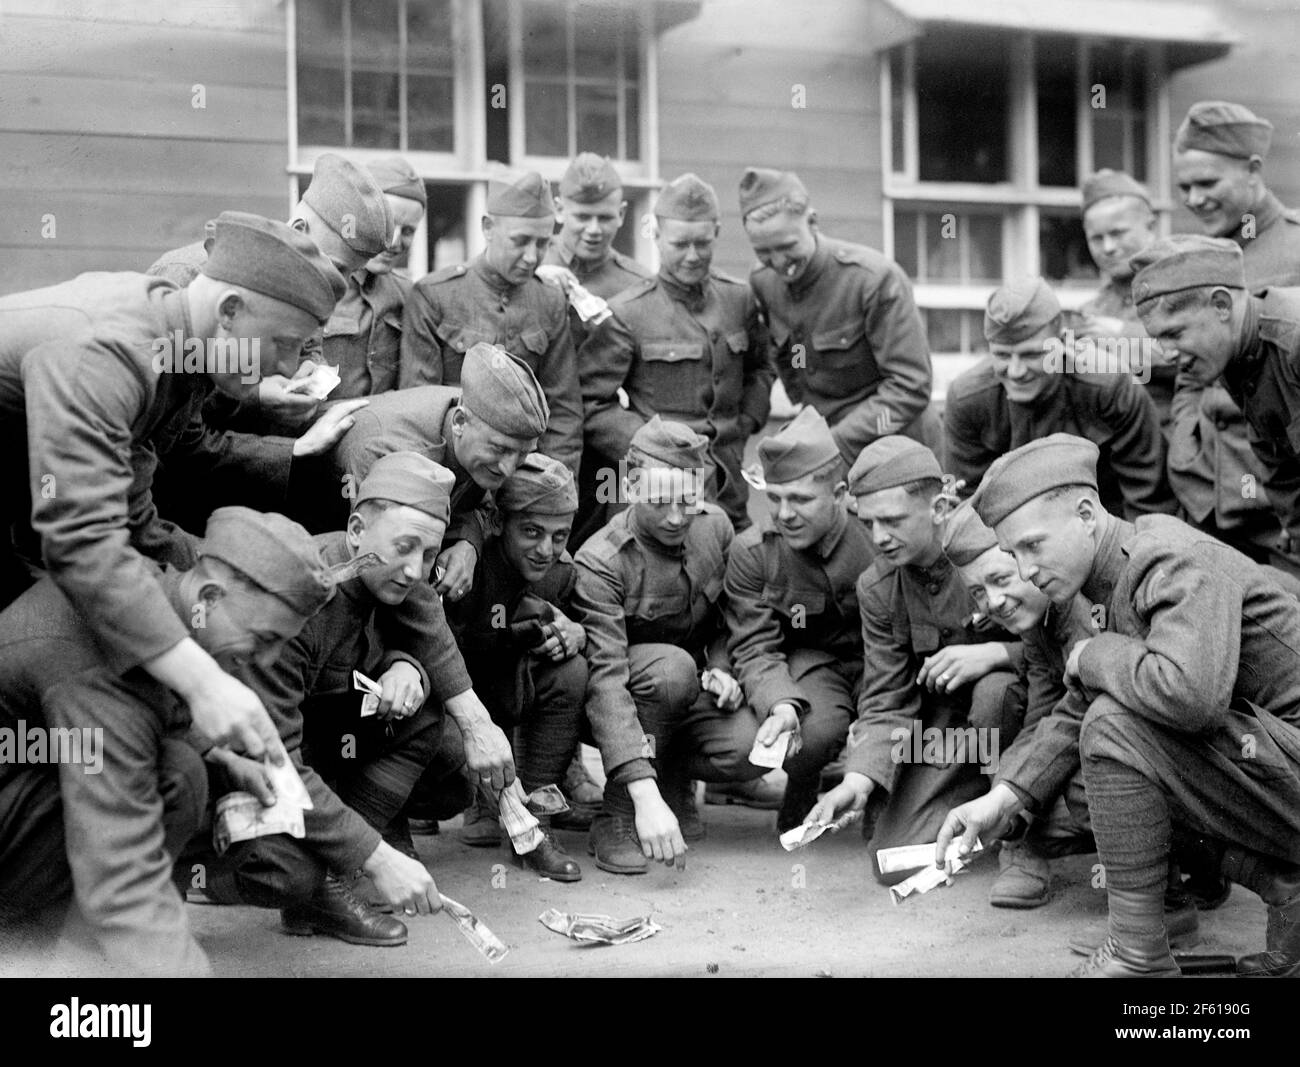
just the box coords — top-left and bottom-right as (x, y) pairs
(0, 211), (355, 768)
(314, 342), (549, 603)
(321, 156), (427, 400)
(444, 454), (587, 880)
(1077, 169), (1175, 430)
(580, 173), (774, 531)
(724, 406), (876, 831)
(939, 434), (1300, 978)
(739, 167), (937, 465)
(535, 152), (650, 553)
(573, 418), (772, 874)
(806, 439), (1026, 883)
(945, 276), (1175, 521)
(399, 171), (583, 471)
(147, 153), (394, 435)
(1132, 235), (1300, 578)
(191, 452), (515, 946)
(1164, 101), (1300, 570)
(0, 506), (332, 976)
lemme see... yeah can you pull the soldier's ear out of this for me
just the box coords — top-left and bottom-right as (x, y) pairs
(198, 580), (226, 611)
(481, 215), (494, 239)
(346, 510), (366, 549)
(216, 290), (245, 324)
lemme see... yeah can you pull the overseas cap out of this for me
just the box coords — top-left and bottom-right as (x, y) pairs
(559, 153), (622, 203)
(941, 500), (999, 567)
(971, 433), (1100, 528)
(1130, 234), (1246, 305)
(847, 436), (942, 498)
(1175, 101), (1274, 160)
(738, 167), (809, 218)
(1082, 169), (1151, 214)
(655, 173), (720, 222)
(303, 152), (394, 257)
(496, 452), (578, 515)
(984, 277), (1061, 345)
(200, 506), (334, 616)
(354, 451), (455, 524)
(367, 155), (427, 208)
(757, 406), (840, 485)
(629, 415), (710, 470)
(201, 211), (344, 323)
(460, 342), (550, 440)
(487, 171), (554, 218)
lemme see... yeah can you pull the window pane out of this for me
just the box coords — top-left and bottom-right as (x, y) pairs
(407, 0), (455, 72)
(890, 48), (905, 173)
(1093, 112), (1126, 172)
(575, 81), (619, 157)
(926, 309), (964, 354)
(408, 74), (455, 152)
(525, 80), (568, 156)
(523, 3), (568, 78)
(1036, 37), (1077, 187)
(622, 16), (641, 83)
(1040, 212), (1098, 284)
(916, 31), (1008, 183)
(893, 208), (918, 278)
(350, 0), (401, 68)
(573, 7), (621, 80)
(351, 70), (401, 148)
(624, 86), (640, 161)
(965, 311), (990, 354)
(968, 214), (1002, 284)
(924, 212), (961, 281)
(1130, 116), (1147, 181)
(299, 66), (346, 145)
(297, 0), (345, 145)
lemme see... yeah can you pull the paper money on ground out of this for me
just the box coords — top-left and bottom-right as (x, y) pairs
(538, 909), (661, 945)
(439, 894), (508, 964)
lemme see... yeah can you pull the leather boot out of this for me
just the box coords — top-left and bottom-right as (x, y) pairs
(553, 749), (603, 831)
(458, 791), (502, 847)
(1222, 848), (1300, 978)
(1068, 894), (1200, 956)
(660, 772), (705, 842)
(988, 839), (1051, 908)
(281, 876), (408, 947)
(776, 776), (820, 834)
(587, 785), (647, 875)
(1069, 887), (1178, 977)
(514, 825), (582, 882)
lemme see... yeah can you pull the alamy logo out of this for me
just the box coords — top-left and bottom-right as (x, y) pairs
(50, 999), (151, 1047)
(151, 330), (262, 384)
(0, 721), (102, 774)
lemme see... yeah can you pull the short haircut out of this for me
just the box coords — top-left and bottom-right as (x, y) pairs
(900, 476), (944, 500)
(353, 497), (400, 522)
(1150, 286), (1219, 315)
(194, 554), (266, 597)
(743, 193), (811, 226)
(1040, 483), (1099, 508)
(809, 454), (849, 486)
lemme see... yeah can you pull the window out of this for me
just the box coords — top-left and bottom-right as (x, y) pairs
(883, 30), (1167, 355)
(296, 0), (456, 154)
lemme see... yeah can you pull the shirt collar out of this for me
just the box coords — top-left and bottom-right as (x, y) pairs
(787, 234), (831, 298)
(1081, 516), (1136, 607)
(813, 507), (849, 560)
(471, 253), (519, 295)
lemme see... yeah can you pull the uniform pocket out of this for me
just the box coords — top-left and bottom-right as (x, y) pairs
(638, 340), (710, 416)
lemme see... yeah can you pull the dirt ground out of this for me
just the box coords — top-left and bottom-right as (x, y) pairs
(175, 795), (1260, 979)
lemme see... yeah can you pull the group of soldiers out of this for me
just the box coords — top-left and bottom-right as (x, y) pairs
(2, 92), (1300, 980)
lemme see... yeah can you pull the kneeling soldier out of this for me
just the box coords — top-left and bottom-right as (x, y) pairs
(573, 417), (769, 874)
(807, 439), (1026, 882)
(445, 454), (588, 880)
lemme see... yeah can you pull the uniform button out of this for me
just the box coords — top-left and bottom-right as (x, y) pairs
(714, 372), (724, 384)
(939, 627), (952, 639)
(1216, 419), (1228, 430)
(927, 583), (941, 595)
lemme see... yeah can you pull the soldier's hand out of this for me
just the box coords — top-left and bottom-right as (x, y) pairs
(213, 750), (277, 806)
(804, 773), (871, 826)
(701, 668), (744, 712)
(188, 671), (284, 766)
(256, 373), (320, 426)
(460, 714), (516, 793)
(536, 615), (584, 661)
(630, 786), (687, 869)
(1063, 638), (1091, 685)
(363, 841), (441, 916)
(756, 701), (800, 750)
(917, 643), (1006, 693)
(534, 264), (578, 292)
(935, 784), (1023, 868)
(292, 398), (369, 457)
(435, 541), (477, 600)
(376, 661), (424, 720)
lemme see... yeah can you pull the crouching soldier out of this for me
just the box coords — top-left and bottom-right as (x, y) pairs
(807, 439), (1026, 882)
(942, 434), (1300, 977)
(189, 452), (516, 947)
(0, 506), (330, 976)
(573, 417), (770, 874)
(724, 407), (876, 830)
(445, 454), (588, 881)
